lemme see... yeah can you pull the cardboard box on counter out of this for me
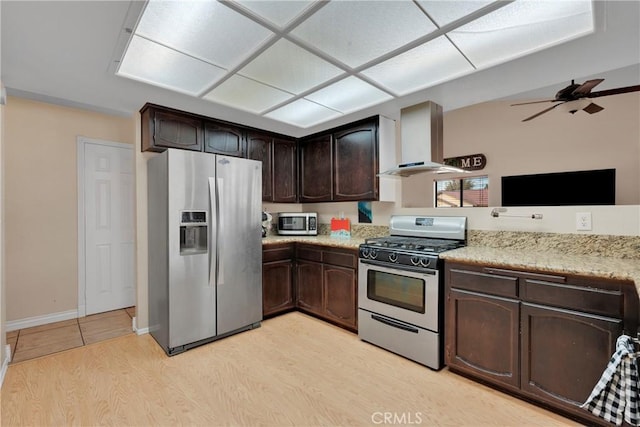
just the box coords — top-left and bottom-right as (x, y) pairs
(330, 218), (351, 238)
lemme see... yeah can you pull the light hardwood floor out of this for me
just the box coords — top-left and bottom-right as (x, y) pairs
(2, 312), (579, 426)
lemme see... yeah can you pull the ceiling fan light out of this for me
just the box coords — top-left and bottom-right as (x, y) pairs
(558, 98), (591, 114)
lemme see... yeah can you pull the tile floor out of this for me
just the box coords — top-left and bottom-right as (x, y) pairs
(6, 307), (135, 364)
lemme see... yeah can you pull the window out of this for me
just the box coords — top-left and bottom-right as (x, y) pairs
(435, 175), (488, 207)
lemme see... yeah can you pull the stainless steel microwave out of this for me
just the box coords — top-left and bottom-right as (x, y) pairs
(277, 212), (318, 236)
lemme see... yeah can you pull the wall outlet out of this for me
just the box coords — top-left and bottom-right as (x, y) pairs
(576, 212), (592, 231)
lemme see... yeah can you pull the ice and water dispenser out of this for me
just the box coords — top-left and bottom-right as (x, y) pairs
(179, 211), (207, 255)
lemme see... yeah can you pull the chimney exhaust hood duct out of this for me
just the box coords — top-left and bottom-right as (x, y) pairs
(380, 101), (464, 177)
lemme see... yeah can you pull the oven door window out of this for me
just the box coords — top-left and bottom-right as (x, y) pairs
(367, 270), (425, 314)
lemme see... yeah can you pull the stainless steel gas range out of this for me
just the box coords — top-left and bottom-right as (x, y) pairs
(358, 215), (467, 370)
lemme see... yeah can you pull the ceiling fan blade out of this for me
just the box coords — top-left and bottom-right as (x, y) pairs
(521, 103), (564, 122)
(571, 79), (604, 96)
(583, 103), (604, 114)
(588, 85), (640, 98)
(511, 99), (556, 106)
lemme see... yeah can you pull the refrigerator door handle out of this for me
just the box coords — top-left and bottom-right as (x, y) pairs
(208, 177), (217, 288)
(216, 177), (224, 287)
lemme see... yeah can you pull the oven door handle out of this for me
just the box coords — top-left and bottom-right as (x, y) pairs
(371, 314), (420, 334)
(359, 259), (437, 275)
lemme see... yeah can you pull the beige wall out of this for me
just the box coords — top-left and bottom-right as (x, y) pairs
(135, 114), (152, 331)
(293, 93), (640, 237)
(1, 88), (6, 370)
(403, 92), (640, 207)
(4, 97), (135, 322)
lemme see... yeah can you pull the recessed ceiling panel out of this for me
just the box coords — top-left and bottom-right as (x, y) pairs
(362, 36), (473, 95)
(417, 0), (493, 27)
(305, 76), (393, 114)
(203, 74), (293, 113)
(135, 0), (273, 68)
(448, 0), (594, 69)
(239, 39), (344, 94)
(290, 1), (438, 67)
(234, 0), (315, 27)
(117, 35), (226, 95)
(265, 99), (342, 128)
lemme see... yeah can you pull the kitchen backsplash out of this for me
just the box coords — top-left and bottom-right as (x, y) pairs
(269, 223), (639, 260)
(468, 230), (640, 260)
(317, 223), (388, 238)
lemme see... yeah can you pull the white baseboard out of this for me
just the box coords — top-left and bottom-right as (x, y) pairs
(132, 316), (149, 335)
(1, 344), (11, 389)
(6, 309), (78, 332)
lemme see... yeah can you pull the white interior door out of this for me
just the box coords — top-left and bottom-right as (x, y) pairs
(83, 140), (135, 315)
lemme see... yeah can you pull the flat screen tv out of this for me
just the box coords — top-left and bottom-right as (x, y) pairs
(501, 169), (615, 206)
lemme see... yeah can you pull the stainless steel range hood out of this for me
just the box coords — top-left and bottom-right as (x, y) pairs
(380, 101), (464, 177)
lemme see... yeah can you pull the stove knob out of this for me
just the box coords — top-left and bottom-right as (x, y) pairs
(388, 253), (398, 263)
(361, 247), (370, 259)
(370, 249), (379, 259)
(410, 255), (420, 266)
(420, 258), (431, 268)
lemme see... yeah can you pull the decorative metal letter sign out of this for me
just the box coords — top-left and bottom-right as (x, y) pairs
(444, 153), (487, 171)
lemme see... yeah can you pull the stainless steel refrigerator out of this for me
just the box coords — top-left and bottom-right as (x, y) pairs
(147, 148), (262, 355)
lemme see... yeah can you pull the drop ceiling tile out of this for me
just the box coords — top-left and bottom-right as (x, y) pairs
(290, 1), (437, 67)
(117, 35), (226, 95)
(239, 39), (344, 94)
(235, 0), (315, 27)
(417, 0), (493, 27)
(447, 0), (594, 69)
(305, 76), (393, 113)
(362, 36), (473, 95)
(203, 74), (293, 113)
(135, 0), (273, 69)
(265, 99), (342, 128)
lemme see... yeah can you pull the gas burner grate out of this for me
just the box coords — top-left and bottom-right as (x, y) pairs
(364, 236), (464, 254)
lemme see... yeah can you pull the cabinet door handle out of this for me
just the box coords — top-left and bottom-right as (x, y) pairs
(483, 267), (566, 283)
(371, 314), (419, 334)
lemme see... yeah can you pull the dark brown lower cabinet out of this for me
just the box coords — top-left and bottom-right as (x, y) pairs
(447, 289), (520, 390)
(520, 303), (622, 409)
(296, 244), (357, 331)
(296, 260), (324, 315)
(262, 243), (358, 331)
(445, 261), (638, 426)
(323, 265), (357, 329)
(262, 244), (295, 317)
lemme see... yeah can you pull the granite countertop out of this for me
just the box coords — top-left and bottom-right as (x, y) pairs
(262, 235), (364, 250)
(262, 233), (640, 293)
(440, 246), (640, 292)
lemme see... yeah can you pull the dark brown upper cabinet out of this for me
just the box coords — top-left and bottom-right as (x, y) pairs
(203, 121), (245, 157)
(272, 138), (297, 203)
(333, 121), (378, 201)
(141, 105), (203, 152)
(246, 132), (273, 201)
(140, 104), (396, 204)
(247, 133), (297, 203)
(299, 118), (380, 203)
(299, 134), (333, 203)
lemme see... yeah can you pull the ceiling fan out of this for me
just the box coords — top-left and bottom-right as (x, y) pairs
(512, 79), (640, 122)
